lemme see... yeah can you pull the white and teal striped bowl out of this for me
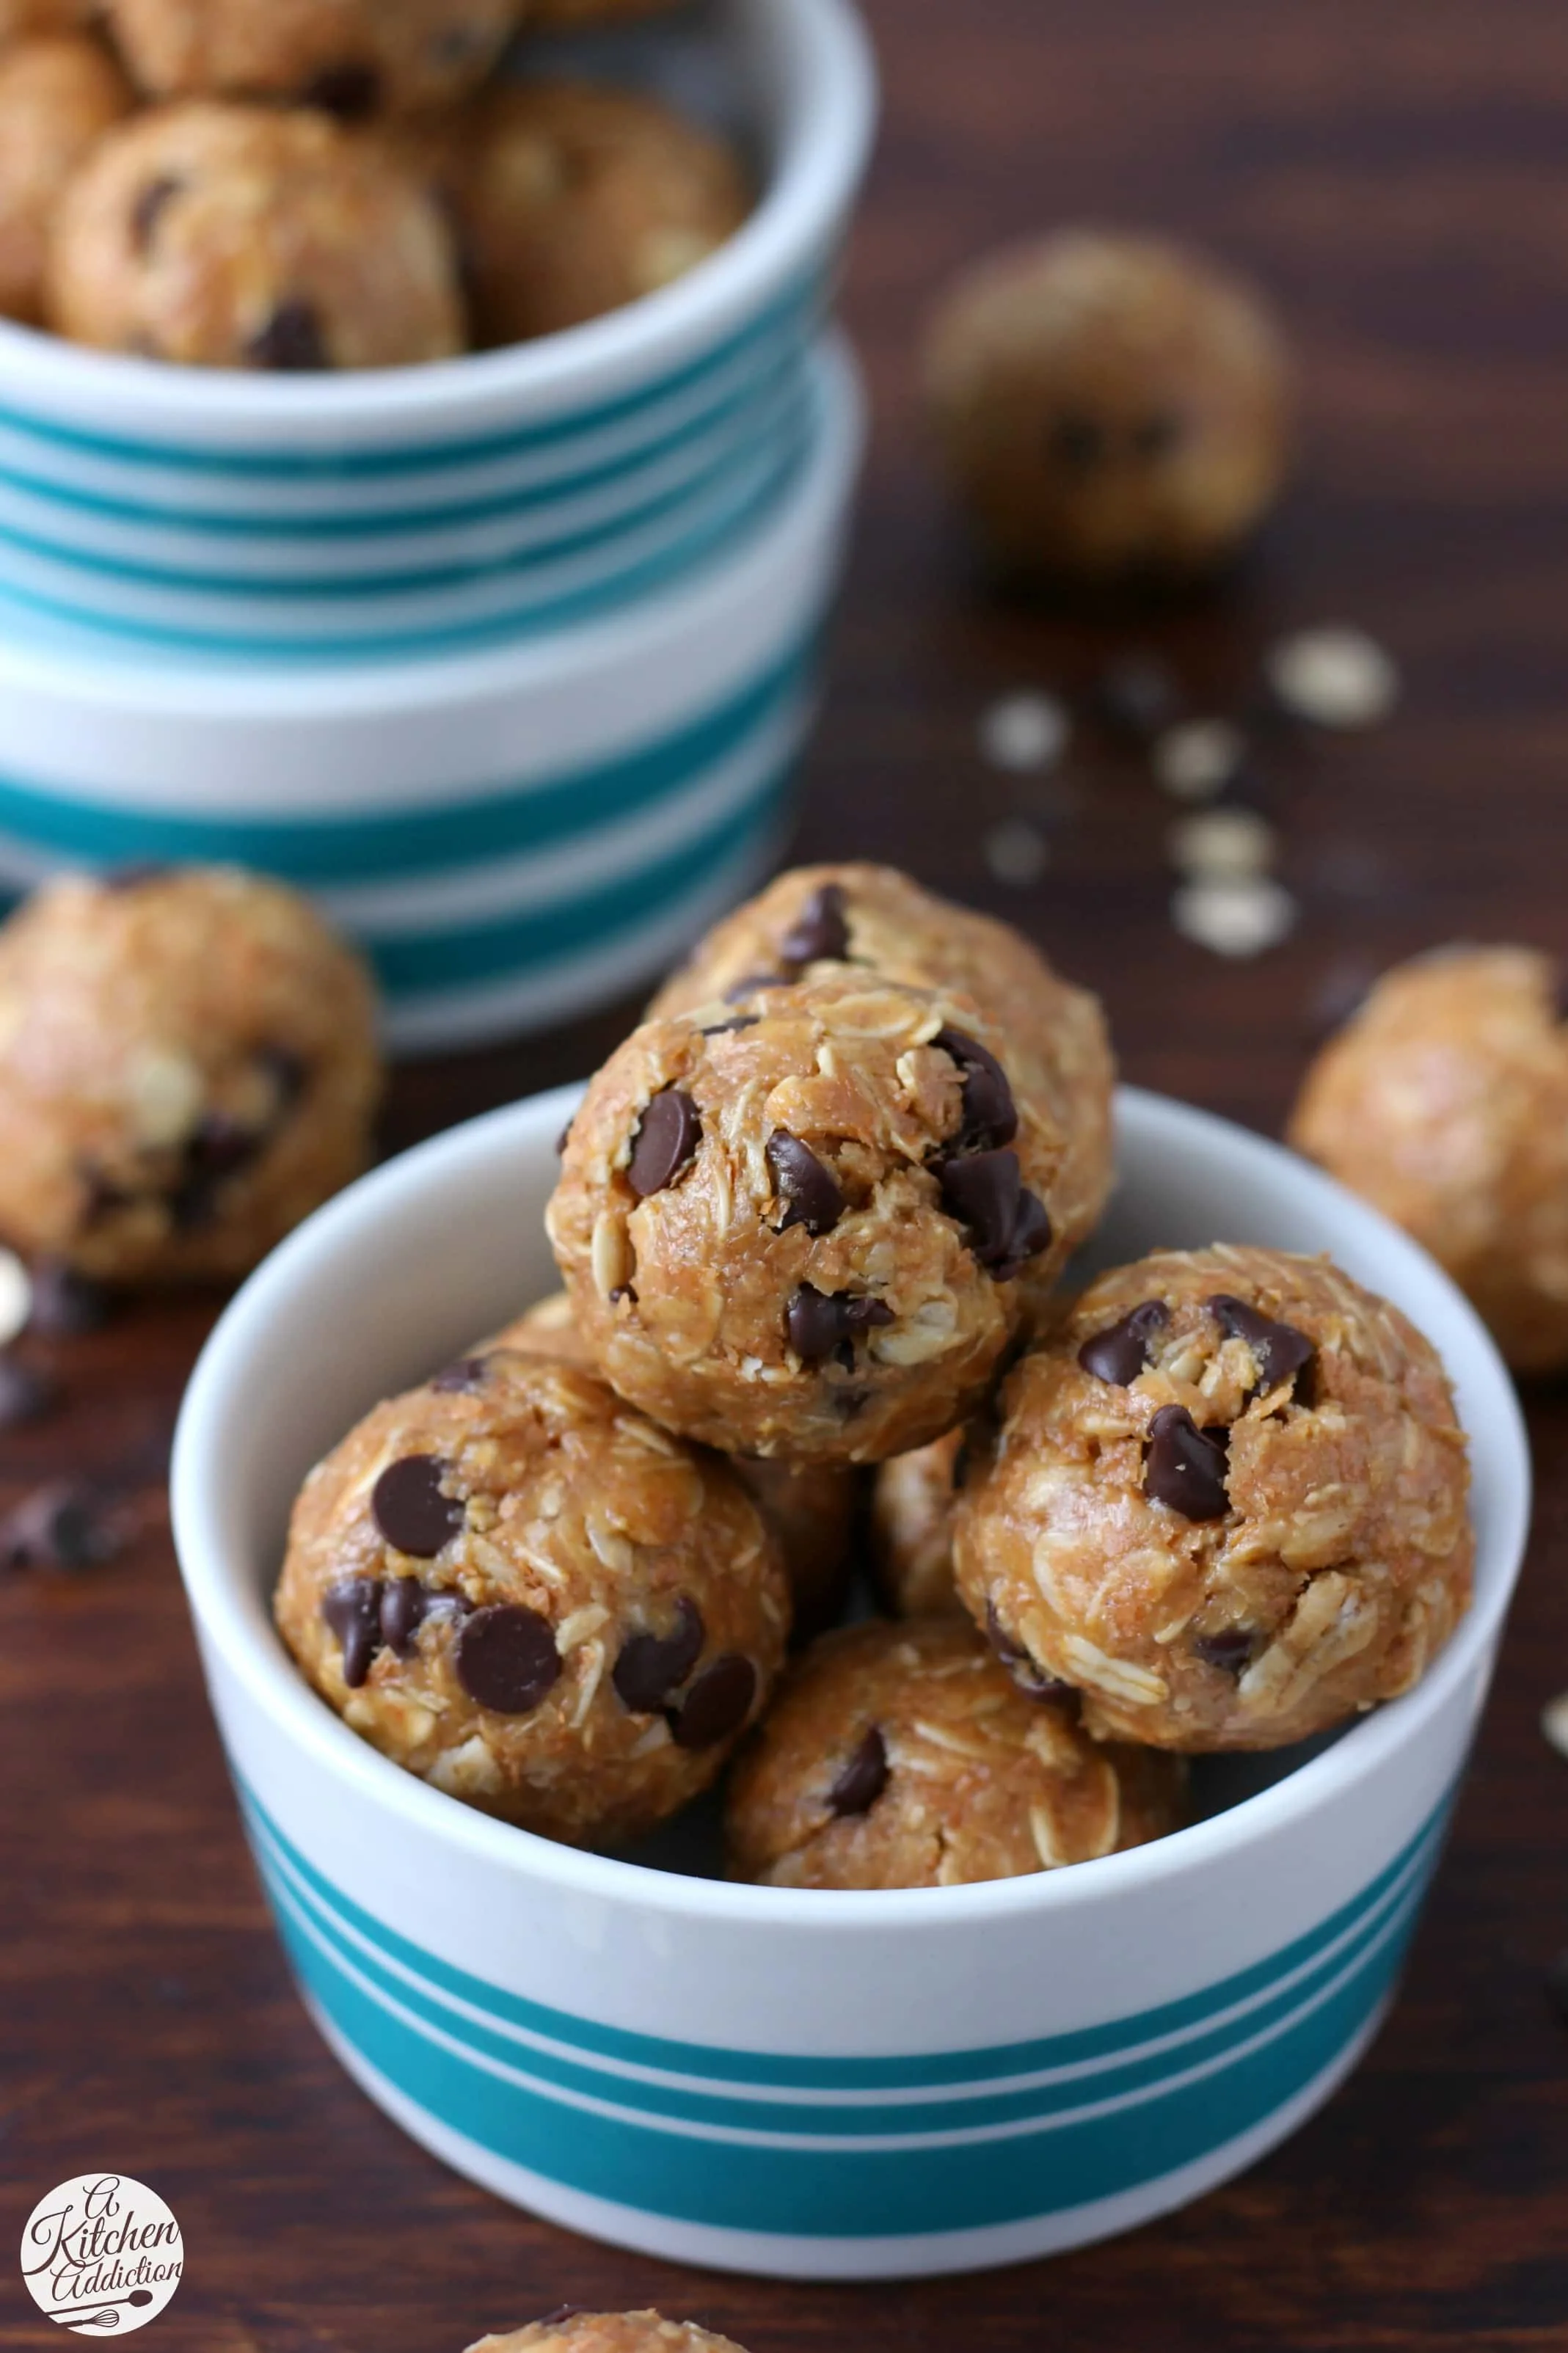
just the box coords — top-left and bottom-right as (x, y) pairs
(170, 1085), (1530, 2280)
(0, 0), (875, 660)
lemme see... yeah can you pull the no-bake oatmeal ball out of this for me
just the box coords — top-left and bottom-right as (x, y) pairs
(1290, 946), (1568, 1375)
(0, 0), (94, 39)
(924, 230), (1292, 580)
(470, 2318), (751, 2353)
(431, 79), (750, 346)
(650, 864), (1115, 1302)
(953, 1245), (1473, 1751)
(0, 34), (133, 324)
(103, 0), (525, 116)
(276, 1350), (790, 1847)
(48, 103), (464, 368)
(548, 968), (1065, 1465)
(871, 1426), (965, 1616)
(0, 868), (381, 1283)
(726, 1616), (1186, 1891)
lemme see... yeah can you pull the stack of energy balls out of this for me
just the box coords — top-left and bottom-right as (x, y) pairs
(277, 862), (1478, 1890)
(0, 0), (749, 363)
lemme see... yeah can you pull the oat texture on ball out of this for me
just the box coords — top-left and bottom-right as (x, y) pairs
(276, 1350), (790, 1847)
(954, 1245), (1473, 1750)
(103, 0), (525, 115)
(924, 230), (1293, 580)
(0, 34), (132, 324)
(547, 968), (1066, 1464)
(871, 1426), (966, 1616)
(0, 869), (382, 1283)
(469, 2316), (751, 2353)
(48, 102), (464, 367)
(726, 1616), (1187, 1891)
(1290, 946), (1568, 1374)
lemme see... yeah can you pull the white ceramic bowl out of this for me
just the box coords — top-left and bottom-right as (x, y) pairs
(0, 0), (875, 657)
(171, 1086), (1529, 2280)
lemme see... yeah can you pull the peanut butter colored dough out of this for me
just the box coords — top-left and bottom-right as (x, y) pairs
(433, 79), (749, 346)
(924, 230), (1292, 580)
(103, 0), (525, 115)
(276, 1350), (789, 1848)
(0, 35), (132, 324)
(48, 103), (464, 368)
(871, 1426), (965, 1616)
(953, 1245), (1473, 1751)
(1290, 947), (1568, 1375)
(470, 2319), (750, 2353)
(548, 969), (1066, 1465)
(495, 1292), (859, 1635)
(649, 864), (1115, 1307)
(726, 1616), (1186, 1890)
(0, 0), (94, 40)
(0, 868), (381, 1283)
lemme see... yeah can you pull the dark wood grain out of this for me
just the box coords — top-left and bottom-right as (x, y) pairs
(4, 2), (1568, 2346)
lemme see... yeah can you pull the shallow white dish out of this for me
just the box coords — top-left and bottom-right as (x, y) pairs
(171, 1085), (1529, 2280)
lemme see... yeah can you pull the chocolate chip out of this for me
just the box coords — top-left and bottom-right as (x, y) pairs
(1093, 656), (1180, 743)
(455, 1605), (561, 1715)
(1144, 1405), (1231, 1521)
(938, 1150), (1053, 1278)
(985, 1599), (1079, 1706)
(1078, 1299), (1170, 1385)
(700, 1016), (759, 1035)
(302, 59), (382, 117)
(1133, 410), (1185, 460)
(379, 1576), (429, 1658)
(724, 973), (789, 1002)
(1193, 1627), (1258, 1675)
(534, 2313), (586, 2332)
(627, 1090), (701, 1198)
(612, 1595), (706, 1713)
(169, 1114), (266, 1230)
(935, 1029), (1018, 1153)
(255, 1043), (308, 1108)
(131, 178), (180, 252)
(0, 1355), (56, 1428)
(1, 1481), (119, 1575)
(778, 883), (850, 970)
(28, 1258), (110, 1337)
(1208, 1294), (1317, 1401)
(829, 1726), (889, 1817)
(371, 1455), (463, 1558)
(766, 1130), (844, 1236)
(322, 1577), (382, 1688)
(247, 299), (329, 372)
(431, 1356), (489, 1395)
(1049, 412), (1108, 474)
(786, 1285), (893, 1365)
(555, 1120), (572, 1156)
(671, 1654), (756, 1748)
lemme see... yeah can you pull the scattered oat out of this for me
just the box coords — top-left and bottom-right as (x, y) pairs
(1173, 877), (1298, 960)
(978, 690), (1069, 774)
(1153, 718), (1247, 801)
(1168, 807), (1278, 883)
(1542, 1689), (1568, 1762)
(0, 1250), (31, 1350)
(982, 818), (1050, 887)
(1266, 627), (1399, 730)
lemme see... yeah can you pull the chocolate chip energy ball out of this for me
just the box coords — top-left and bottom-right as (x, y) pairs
(48, 103), (464, 368)
(726, 1617), (1186, 1891)
(276, 1351), (789, 1848)
(954, 1245), (1473, 1751)
(1291, 947), (1568, 1374)
(434, 79), (749, 346)
(649, 864), (1115, 1304)
(549, 970), (1065, 1464)
(870, 1427), (964, 1616)
(0, 868), (381, 1283)
(470, 2318), (751, 2353)
(0, 35), (132, 324)
(103, 0), (524, 115)
(924, 230), (1293, 580)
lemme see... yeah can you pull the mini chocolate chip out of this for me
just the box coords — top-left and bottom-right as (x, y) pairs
(1144, 1404), (1231, 1521)
(0, 1356), (56, 1429)
(985, 1599), (1079, 1706)
(302, 59), (382, 117)
(608, 1283), (637, 1306)
(1193, 1627), (1258, 1675)
(1093, 656), (1180, 742)
(431, 1356), (489, 1395)
(671, 1653), (756, 1748)
(1049, 411), (1108, 474)
(534, 2313), (586, 2332)
(322, 1577), (383, 1687)
(725, 973), (789, 1002)
(999, 1189), (1054, 1280)
(371, 1455), (463, 1558)
(612, 1595), (706, 1714)
(786, 1285), (894, 1365)
(766, 1129), (845, 1236)
(379, 1576), (429, 1657)
(1132, 410), (1185, 460)
(131, 177), (180, 252)
(934, 1028), (1018, 1153)
(28, 1258), (111, 1337)
(829, 1725), (889, 1817)
(1078, 1299), (1171, 1385)
(169, 1114), (266, 1231)
(247, 299), (328, 372)
(456, 1605), (561, 1715)
(938, 1150), (1053, 1278)
(1, 1482), (119, 1575)
(778, 883), (850, 970)
(255, 1043), (309, 1107)
(627, 1090), (701, 1198)
(1208, 1294), (1318, 1401)
(700, 1015), (759, 1035)
(555, 1120), (572, 1156)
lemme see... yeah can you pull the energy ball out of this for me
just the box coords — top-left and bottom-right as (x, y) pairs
(276, 1350), (790, 1848)
(0, 0), (95, 38)
(494, 1292), (859, 1636)
(434, 79), (749, 346)
(548, 969), (1065, 1465)
(0, 867), (382, 1283)
(726, 1617), (1186, 1891)
(649, 863), (1115, 1305)
(0, 35), (132, 324)
(924, 230), (1293, 581)
(48, 103), (464, 368)
(871, 1426), (964, 1616)
(103, 0), (525, 116)
(1290, 947), (1568, 1374)
(470, 2319), (751, 2353)
(953, 1245), (1473, 1751)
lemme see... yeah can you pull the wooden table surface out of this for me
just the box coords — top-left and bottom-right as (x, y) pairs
(5, 2), (1568, 2346)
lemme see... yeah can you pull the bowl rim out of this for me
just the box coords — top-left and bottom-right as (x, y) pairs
(171, 1080), (1532, 1935)
(0, 0), (876, 448)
